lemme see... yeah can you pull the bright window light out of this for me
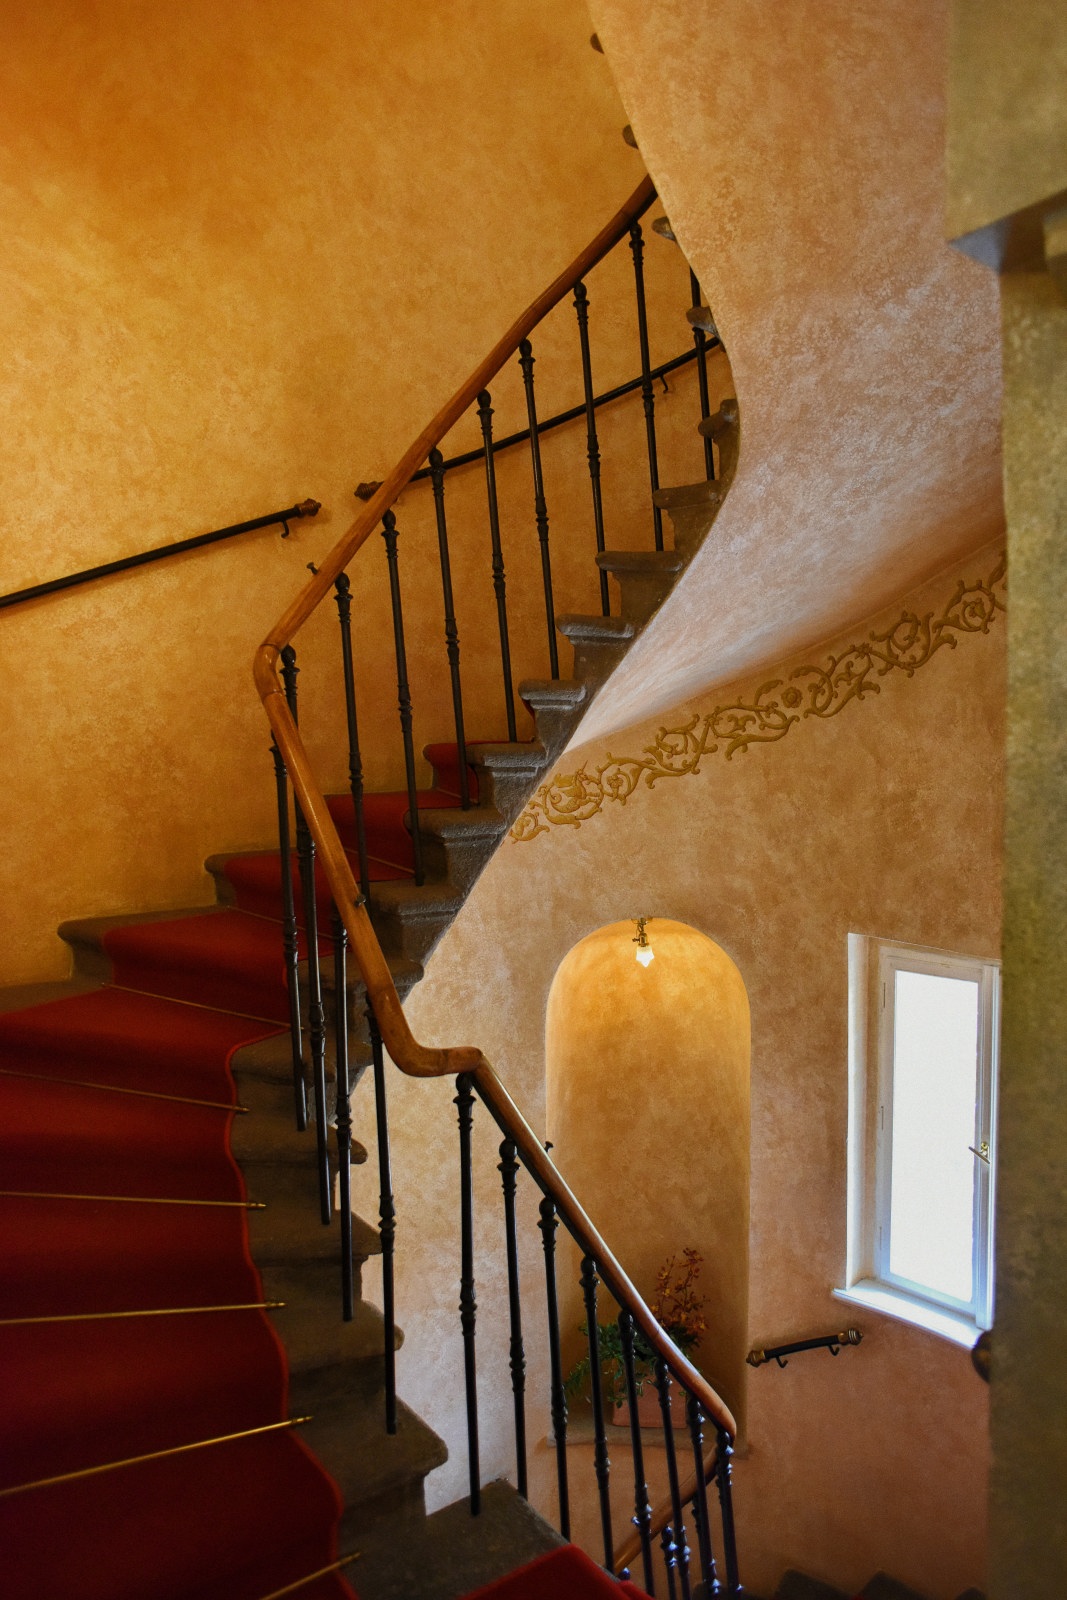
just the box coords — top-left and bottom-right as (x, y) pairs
(889, 970), (978, 1302)
(839, 937), (999, 1345)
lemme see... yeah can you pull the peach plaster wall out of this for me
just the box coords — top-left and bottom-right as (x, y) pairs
(363, 547), (1005, 1599)
(563, 0), (1005, 750)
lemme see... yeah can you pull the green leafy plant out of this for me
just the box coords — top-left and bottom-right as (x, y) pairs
(565, 1248), (707, 1406)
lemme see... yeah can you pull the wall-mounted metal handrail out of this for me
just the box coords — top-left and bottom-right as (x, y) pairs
(353, 338), (722, 499)
(747, 1329), (863, 1369)
(0, 498), (321, 612)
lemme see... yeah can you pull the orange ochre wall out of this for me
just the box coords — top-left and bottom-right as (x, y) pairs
(1, 0), (719, 984)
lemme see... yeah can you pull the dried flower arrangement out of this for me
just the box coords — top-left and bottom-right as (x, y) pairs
(565, 1247), (707, 1406)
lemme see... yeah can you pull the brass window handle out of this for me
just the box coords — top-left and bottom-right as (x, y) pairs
(969, 1141), (991, 1164)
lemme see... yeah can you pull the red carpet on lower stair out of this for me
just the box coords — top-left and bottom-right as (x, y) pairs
(460, 1546), (646, 1599)
(0, 911), (358, 1599)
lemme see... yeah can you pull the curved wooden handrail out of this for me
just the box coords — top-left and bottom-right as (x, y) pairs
(612, 1443), (719, 1576)
(253, 171), (737, 1442)
(253, 172), (657, 1080)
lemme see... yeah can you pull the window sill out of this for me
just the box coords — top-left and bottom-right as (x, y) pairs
(833, 1281), (984, 1349)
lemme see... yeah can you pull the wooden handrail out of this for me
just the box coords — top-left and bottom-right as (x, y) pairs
(613, 1443), (719, 1576)
(253, 172), (737, 1442)
(473, 1063), (736, 1438)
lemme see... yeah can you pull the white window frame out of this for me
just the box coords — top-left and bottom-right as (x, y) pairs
(836, 934), (999, 1347)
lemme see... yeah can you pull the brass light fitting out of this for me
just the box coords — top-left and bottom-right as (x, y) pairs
(633, 917), (655, 967)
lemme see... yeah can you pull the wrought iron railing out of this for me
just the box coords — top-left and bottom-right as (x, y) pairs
(254, 174), (741, 1598)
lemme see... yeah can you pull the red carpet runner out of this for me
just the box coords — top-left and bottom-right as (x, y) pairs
(0, 926), (358, 1600)
(0, 753), (634, 1599)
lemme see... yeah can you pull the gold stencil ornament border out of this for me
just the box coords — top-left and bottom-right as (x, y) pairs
(511, 554), (1006, 844)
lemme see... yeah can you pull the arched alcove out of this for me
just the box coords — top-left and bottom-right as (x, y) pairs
(546, 917), (750, 1421)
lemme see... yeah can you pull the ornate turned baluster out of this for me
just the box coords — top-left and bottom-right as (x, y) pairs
(686, 1394), (719, 1596)
(367, 998), (397, 1434)
(381, 510), (425, 887)
(517, 339), (560, 679)
(655, 1360), (692, 1600)
(538, 1194), (570, 1539)
(572, 279), (610, 616)
(629, 219), (664, 550)
(428, 448), (470, 809)
(280, 645), (331, 1226)
(332, 909), (355, 1320)
(580, 1254), (614, 1569)
(498, 1137), (528, 1496)
(456, 1073), (481, 1512)
(690, 269), (715, 481)
(619, 1310), (656, 1595)
(715, 1426), (743, 1596)
(661, 1524), (680, 1600)
(333, 573), (371, 897)
(477, 389), (518, 741)
(269, 735), (307, 1131)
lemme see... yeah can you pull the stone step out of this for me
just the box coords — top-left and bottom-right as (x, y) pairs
(596, 548), (687, 623)
(518, 677), (589, 759)
(653, 476), (730, 558)
(368, 880), (467, 966)
(415, 804), (508, 897)
(354, 1479), (564, 1600)
(467, 740), (552, 823)
(555, 613), (636, 686)
(686, 303), (718, 336)
(299, 1388), (448, 1550)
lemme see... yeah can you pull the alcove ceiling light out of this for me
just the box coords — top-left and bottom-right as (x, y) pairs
(633, 917), (655, 967)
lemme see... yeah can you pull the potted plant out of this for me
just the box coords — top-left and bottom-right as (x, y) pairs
(565, 1248), (707, 1431)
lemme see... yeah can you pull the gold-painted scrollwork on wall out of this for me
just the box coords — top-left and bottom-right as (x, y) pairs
(511, 555), (1006, 843)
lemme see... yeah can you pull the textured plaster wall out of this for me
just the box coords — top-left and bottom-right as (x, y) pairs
(560, 0), (1005, 750)
(945, 9), (1067, 1591)
(367, 551), (1004, 1596)
(546, 919), (750, 1425)
(947, 0), (1067, 237)
(1, 0), (711, 984)
(990, 269), (1067, 1600)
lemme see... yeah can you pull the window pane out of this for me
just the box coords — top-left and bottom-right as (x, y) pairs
(889, 970), (978, 1302)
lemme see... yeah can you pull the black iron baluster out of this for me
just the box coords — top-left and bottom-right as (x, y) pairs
(498, 1138), (528, 1496)
(381, 511), (425, 887)
(619, 1311), (656, 1595)
(715, 1426), (742, 1596)
(629, 220), (664, 550)
(580, 1254), (614, 1569)
(517, 340), (560, 679)
(686, 1395), (718, 1597)
(690, 269), (715, 482)
(538, 1194), (570, 1539)
(270, 736), (307, 1132)
(661, 1524), (680, 1600)
(476, 390), (517, 741)
(428, 449), (470, 809)
(280, 645), (331, 1226)
(655, 1360), (692, 1600)
(333, 573), (371, 898)
(332, 909), (355, 1321)
(456, 1073), (481, 1512)
(367, 999), (397, 1434)
(572, 279), (610, 617)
